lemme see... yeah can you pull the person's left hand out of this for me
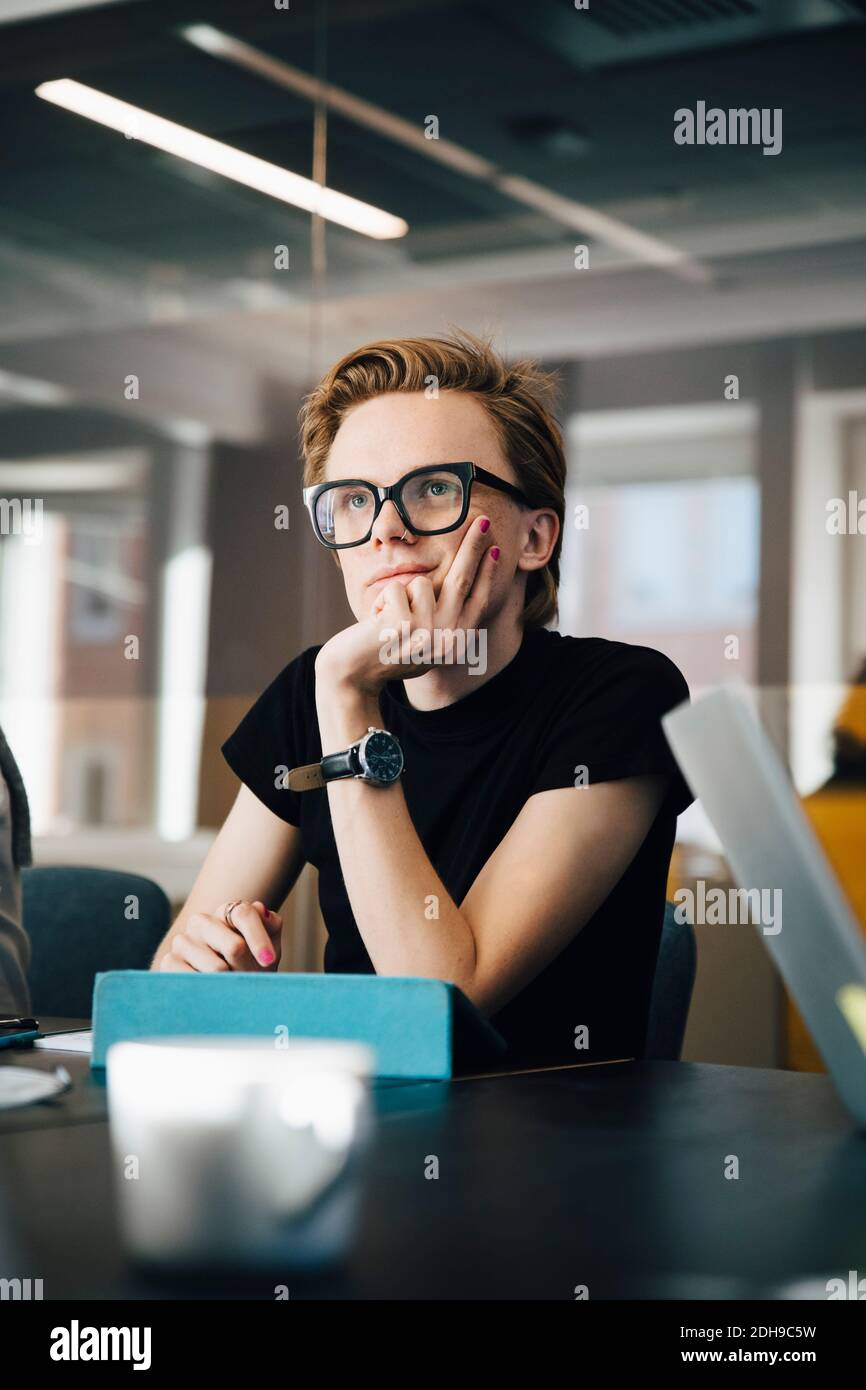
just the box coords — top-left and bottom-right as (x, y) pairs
(315, 514), (500, 697)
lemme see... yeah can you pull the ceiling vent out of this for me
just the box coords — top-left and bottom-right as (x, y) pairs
(586, 0), (759, 39)
(503, 0), (861, 71)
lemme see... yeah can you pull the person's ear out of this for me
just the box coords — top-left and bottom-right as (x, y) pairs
(517, 508), (559, 574)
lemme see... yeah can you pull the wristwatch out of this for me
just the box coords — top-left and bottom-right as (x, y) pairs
(287, 727), (404, 791)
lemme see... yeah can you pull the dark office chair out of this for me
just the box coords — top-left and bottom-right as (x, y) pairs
(22, 865), (171, 1018)
(645, 900), (697, 1061)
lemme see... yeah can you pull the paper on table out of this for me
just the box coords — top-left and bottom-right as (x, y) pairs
(33, 1030), (93, 1054)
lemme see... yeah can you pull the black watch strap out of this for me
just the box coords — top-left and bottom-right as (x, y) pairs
(320, 747), (359, 782)
(286, 744), (359, 791)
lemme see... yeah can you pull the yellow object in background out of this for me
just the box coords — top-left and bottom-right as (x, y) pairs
(788, 789), (866, 1072)
(836, 983), (866, 1059)
(835, 682), (866, 748)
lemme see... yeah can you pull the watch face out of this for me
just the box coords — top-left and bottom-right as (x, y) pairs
(360, 730), (404, 784)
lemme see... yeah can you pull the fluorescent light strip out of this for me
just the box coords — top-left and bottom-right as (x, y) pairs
(34, 79), (408, 241)
(180, 23), (710, 285)
(0, 367), (73, 406)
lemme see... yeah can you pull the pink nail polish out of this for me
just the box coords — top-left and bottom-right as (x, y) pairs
(479, 517), (490, 533)
(490, 546), (500, 560)
(259, 948), (275, 966)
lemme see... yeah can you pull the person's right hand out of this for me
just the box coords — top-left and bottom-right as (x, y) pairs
(158, 900), (283, 973)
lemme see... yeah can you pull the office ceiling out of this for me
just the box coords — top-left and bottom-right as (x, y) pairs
(0, 0), (865, 435)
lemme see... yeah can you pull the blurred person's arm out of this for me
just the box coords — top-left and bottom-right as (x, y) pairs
(0, 772), (31, 1016)
(151, 784), (305, 972)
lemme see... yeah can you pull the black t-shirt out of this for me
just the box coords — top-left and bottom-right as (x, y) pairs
(221, 627), (694, 1070)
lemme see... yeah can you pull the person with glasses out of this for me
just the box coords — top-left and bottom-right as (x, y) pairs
(152, 332), (694, 1072)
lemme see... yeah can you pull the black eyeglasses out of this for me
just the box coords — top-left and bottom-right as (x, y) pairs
(303, 461), (533, 550)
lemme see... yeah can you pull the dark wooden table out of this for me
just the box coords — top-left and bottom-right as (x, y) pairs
(3, 1021), (866, 1299)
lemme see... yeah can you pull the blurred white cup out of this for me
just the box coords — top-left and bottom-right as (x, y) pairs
(106, 1036), (376, 1272)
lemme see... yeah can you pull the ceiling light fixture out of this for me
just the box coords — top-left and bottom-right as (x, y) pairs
(35, 78), (408, 241)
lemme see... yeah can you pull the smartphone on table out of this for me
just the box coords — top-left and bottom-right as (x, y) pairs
(0, 1017), (41, 1049)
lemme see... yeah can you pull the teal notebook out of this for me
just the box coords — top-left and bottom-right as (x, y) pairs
(90, 972), (508, 1078)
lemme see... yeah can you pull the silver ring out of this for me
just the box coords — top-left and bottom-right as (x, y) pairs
(223, 900), (242, 928)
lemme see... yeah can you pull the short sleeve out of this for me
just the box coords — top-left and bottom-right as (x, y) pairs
(221, 646), (320, 826)
(530, 641), (695, 816)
